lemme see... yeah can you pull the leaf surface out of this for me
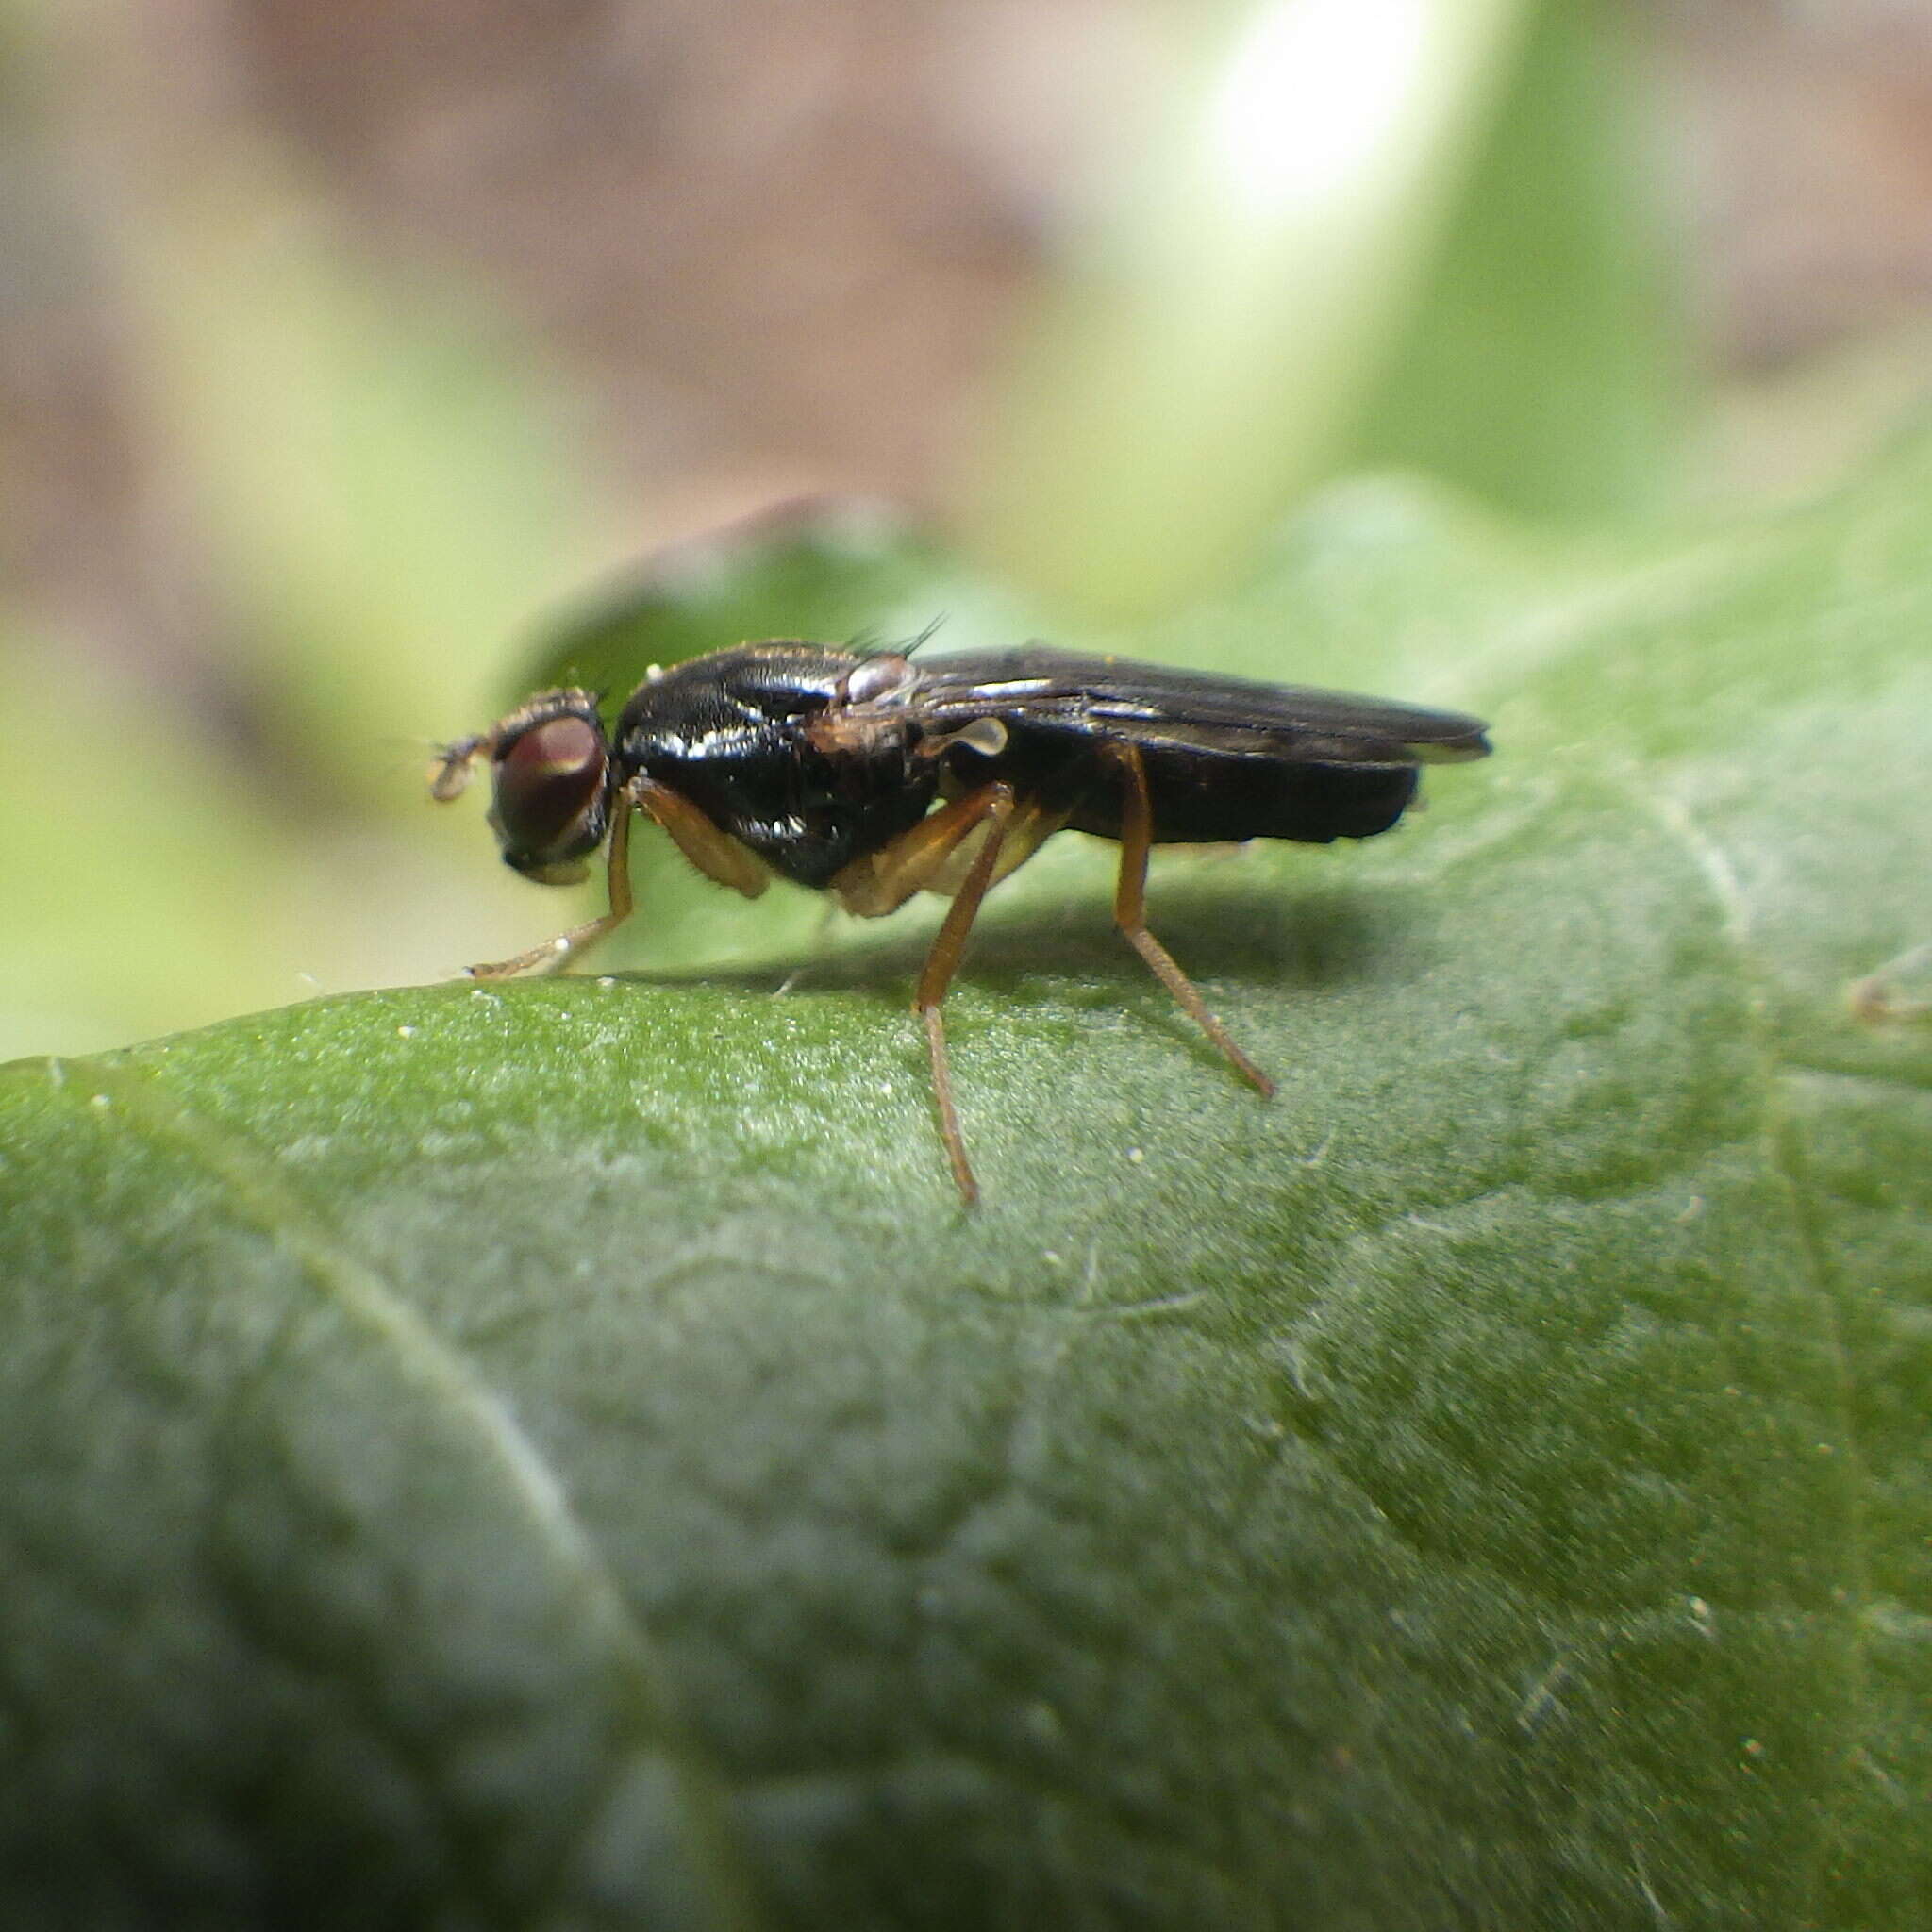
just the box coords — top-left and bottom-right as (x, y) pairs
(3, 440), (1928, 1927)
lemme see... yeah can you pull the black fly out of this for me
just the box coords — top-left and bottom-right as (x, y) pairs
(433, 644), (1491, 1201)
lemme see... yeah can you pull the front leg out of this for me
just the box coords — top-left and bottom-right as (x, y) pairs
(466, 774), (774, 981)
(466, 782), (640, 979)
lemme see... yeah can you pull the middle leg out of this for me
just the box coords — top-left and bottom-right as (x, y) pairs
(832, 781), (1053, 1202)
(911, 783), (1017, 1205)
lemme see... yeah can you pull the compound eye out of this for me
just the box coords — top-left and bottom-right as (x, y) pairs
(491, 714), (608, 874)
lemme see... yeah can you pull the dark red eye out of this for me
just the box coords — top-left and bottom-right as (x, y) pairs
(490, 714), (608, 874)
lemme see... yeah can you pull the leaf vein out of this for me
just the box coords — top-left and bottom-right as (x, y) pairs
(1630, 789), (1877, 1923)
(47, 1055), (769, 1932)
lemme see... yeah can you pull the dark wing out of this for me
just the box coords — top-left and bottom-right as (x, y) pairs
(910, 647), (1490, 766)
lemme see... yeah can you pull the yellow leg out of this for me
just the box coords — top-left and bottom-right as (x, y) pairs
(831, 787), (1058, 918)
(633, 776), (772, 899)
(829, 781), (1024, 1200)
(907, 783), (1017, 1204)
(467, 790), (638, 979)
(1108, 741), (1274, 1097)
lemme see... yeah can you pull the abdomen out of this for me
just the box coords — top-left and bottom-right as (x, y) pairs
(1068, 744), (1421, 845)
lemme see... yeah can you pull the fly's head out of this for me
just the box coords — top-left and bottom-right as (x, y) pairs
(431, 689), (612, 885)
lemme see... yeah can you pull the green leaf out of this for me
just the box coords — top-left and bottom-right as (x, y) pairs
(1344, 0), (1685, 521)
(5, 432), (1929, 1927)
(0, 642), (312, 1059)
(962, 0), (1679, 621)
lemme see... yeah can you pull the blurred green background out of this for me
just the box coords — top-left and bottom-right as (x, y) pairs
(4, 0), (1930, 1060)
